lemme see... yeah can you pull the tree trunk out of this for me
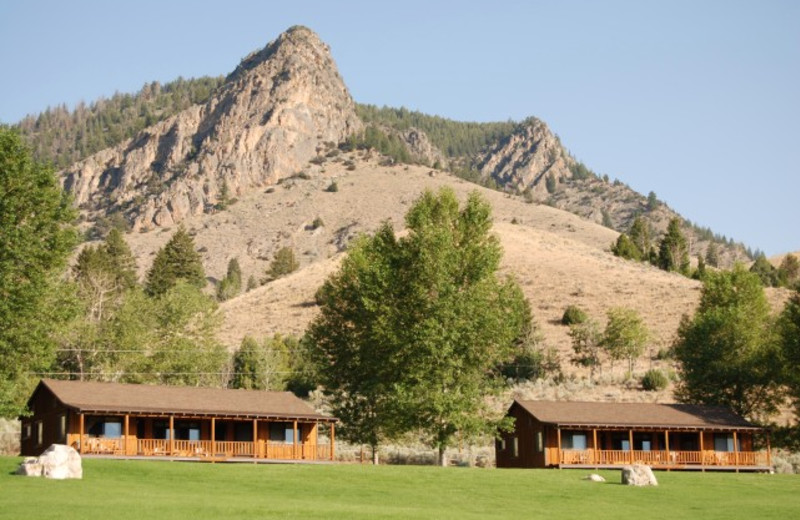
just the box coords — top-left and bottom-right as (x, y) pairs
(372, 444), (379, 465)
(438, 445), (447, 467)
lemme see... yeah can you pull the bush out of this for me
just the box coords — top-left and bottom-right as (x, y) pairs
(561, 305), (588, 326)
(641, 369), (669, 391)
(326, 181), (339, 193)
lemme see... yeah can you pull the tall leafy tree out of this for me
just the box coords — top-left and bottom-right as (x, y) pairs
(0, 129), (78, 416)
(778, 291), (800, 417)
(144, 225), (206, 296)
(230, 334), (291, 390)
(601, 307), (649, 376)
(778, 254), (799, 288)
(570, 319), (603, 382)
(309, 188), (528, 465)
(658, 218), (690, 274)
(674, 266), (784, 420)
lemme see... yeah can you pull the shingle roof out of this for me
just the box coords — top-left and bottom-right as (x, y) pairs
(513, 400), (759, 430)
(37, 379), (335, 422)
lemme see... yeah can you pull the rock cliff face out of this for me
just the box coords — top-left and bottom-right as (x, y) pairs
(61, 26), (361, 230)
(478, 119), (574, 195)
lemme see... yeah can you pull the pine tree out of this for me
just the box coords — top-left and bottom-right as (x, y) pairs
(265, 247), (299, 282)
(658, 218), (690, 274)
(628, 217), (651, 258)
(144, 226), (206, 296)
(705, 242), (720, 268)
(217, 258), (242, 301)
(103, 228), (138, 290)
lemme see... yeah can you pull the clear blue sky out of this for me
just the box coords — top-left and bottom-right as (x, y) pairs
(1, 0), (797, 256)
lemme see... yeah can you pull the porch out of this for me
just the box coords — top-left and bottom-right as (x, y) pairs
(551, 448), (771, 471)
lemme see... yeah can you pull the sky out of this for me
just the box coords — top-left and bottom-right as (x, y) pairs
(1, 0), (797, 256)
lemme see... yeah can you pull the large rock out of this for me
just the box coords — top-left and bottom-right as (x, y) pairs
(16, 444), (82, 480)
(621, 464), (658, 486)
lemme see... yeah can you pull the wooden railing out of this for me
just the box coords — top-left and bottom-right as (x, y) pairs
(556, 448), (766, 467)
(79, 437), (332, 461)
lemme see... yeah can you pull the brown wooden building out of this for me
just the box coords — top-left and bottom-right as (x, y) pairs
(20, 379), (337, 462)
(496, 399), (771, 471)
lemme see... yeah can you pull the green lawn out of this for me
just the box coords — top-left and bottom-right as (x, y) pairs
(1, 457), (798, 519)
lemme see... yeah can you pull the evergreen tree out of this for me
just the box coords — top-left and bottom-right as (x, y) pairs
(674, 266), (784, 419)
(0, 129), (78, 416)
(646, 191), (659, 211)
(144, 226), (206, 296)
(778, 254), (799, 288)
(705, 242), (720, 268)
(749, 254), (780, 287)
(611, 233), (641, 261)
(658, 218), (690, 274)
(265, 247), (299, 282)
(217, 258), (242, 301)
(103, 228), (138, 290)
(628, 217), (651, 259)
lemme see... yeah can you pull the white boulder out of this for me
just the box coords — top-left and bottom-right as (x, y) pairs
(17, 444), (82, 480)
(584, 473), (606, 482)
(621, 464), (658, 486)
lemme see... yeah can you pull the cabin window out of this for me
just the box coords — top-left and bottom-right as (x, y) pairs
(536, 431), (543, 453)
(22, 423), (31, 440)
(713, 433), (739, 452)
(175, 421), (201, 441)
(58, 414), (66, 441)
(512, 437), (519, 457)
(36, 421), (43, 446)
(269, 422), (295, 444)
(562, 431), (587, 450)
(153, 421), (170, 439)
(499, 438), (506, 451)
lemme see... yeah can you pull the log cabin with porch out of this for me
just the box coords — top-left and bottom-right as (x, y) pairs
(20, 379), (336, 462)
(496, 399), (771, 472)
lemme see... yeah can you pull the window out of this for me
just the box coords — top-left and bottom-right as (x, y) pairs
(58, 414), (66, 442)
(269, 422), (295, 444)
(175, 421), (200, 441)
(512, 437), (519, 458)
(536, 431), (544, 453)
(36, 421), (43, 446)
(103, 420), (122, 438)
(714, 433), (737, 452)
(22, 423), (31, 440)
(562, 431), (587, 450)
(499, 438), (506, 451)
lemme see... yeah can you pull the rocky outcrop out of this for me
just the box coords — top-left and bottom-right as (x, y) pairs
(478, 119), (574, 195)
(61, 26), (362, 230)
(16, 444), (83, 479)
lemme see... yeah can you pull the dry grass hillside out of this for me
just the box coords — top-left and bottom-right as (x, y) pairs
(121, 149), (791, 401)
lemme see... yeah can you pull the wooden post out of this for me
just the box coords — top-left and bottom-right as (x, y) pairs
(664, 430), (670, 466)
(592, 429), (598, 466)
(124, 414), (130, 455)
(556, 427), (562, 467)
(699, 430), (705, 470)
(628, 429), (634, 464)
(169, 416), (174, 455)
(733, 431), (739, 471)
(78, 413), (85, 454)
(766, 430), (772, 469)
(211, 417), (215, 457)
(253, 419), (258, 459)
(330, 423), (335, 461)
(293, 420), (298, 460)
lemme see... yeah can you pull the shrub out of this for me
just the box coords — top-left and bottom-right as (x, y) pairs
(326, 181), (339, 193)
(561, 305), (588, 326)
(641, 369), (669, 391)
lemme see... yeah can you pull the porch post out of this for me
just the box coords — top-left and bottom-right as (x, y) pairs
(293, 420), (298, 460)
(733, 431), (739, 471)
(699, 431), (705, 470)
(556, 427), (562, 467)
(628, 429), (634, 464)
(169, 415), (174, 455)
(211, 417), (216, 457)
(124, 414), (130, 455)
(664, 430), (670, 465)
(253, 419), (258, 459)
(592, 429), (598, 465)
(78, 413), (85, 454)
(330, 422), (335, 461)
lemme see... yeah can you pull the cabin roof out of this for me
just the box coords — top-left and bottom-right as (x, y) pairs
(513, 399), (759, 430)
(35, 379), (335, 422)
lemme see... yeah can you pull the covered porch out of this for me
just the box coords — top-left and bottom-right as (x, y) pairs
(549, 426), (771, 471)
(67, 412), (335, 462)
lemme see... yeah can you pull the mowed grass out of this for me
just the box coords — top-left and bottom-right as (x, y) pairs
(1, 457), (798, 519)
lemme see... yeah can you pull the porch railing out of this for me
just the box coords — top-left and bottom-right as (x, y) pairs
(554, 448), (767, 467)
(78, 436), (331, 461)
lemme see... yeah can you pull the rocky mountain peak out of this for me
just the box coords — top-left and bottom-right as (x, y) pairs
(62, 26), (361, 230)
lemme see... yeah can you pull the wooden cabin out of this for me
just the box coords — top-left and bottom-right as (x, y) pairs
(20, 379), (336, 462)
(496, 399), (771, 472)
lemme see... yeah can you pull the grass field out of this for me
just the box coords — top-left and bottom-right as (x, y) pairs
(1, 457), (798, 519)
